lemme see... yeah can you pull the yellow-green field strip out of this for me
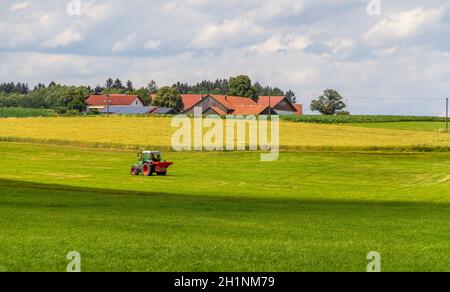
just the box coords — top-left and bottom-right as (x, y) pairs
(1, 117), (450, 152)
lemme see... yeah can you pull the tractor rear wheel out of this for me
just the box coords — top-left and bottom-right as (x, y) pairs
(142, 163), (152, 176)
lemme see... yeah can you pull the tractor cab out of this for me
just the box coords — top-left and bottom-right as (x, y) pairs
(140, 151), (161, 163)
(132, 151), (173, 177)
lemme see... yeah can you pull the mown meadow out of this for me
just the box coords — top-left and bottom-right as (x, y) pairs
(0, 142), (449, 272)
(0, 116), (449, 272)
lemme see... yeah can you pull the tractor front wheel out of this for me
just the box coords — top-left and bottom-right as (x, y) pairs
(157, 172), (167, 176)
(131, 166), (139, 176)
(142, 163), (152, 176)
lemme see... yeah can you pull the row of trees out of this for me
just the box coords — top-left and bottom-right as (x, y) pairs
(152, 85), (348, 115)
(0, 76), (348, 115)
(0, 75), (298, 114)
(0, 82), (30, 95)
(153, 75), (297, 111)
(0, 79), (158, 114)
(172, 79), (230, 95)
(0, 84), (90, 114)
(171, 77), (290, 101)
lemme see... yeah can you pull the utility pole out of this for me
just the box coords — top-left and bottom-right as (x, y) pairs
(268, 95), (272, 117)
(105, 94), (111, 116)
(446, 97), (448, 133)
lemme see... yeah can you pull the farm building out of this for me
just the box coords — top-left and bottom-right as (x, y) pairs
(85, 94), (145, 112)
(99, 106), (158, 115)
(258, 96), (303, 116)
(151, 107), (178, 115)
(88, 93), (302, 116)
(98, 106), (179, 115)
(181, 94), (302, 116)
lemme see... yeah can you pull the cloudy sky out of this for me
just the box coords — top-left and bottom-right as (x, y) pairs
(1, 0), (449, 115)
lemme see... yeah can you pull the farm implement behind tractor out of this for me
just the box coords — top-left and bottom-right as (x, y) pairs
(131, 151), (173, 176)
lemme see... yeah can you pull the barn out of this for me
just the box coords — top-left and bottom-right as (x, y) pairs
(181, 94), (302, 116)
(85, 94), (145, 112)
(257, 96), (303, 116)
(99, 106), (158, 115)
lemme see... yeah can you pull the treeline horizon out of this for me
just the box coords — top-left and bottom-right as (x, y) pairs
(0, 75), (296, 114)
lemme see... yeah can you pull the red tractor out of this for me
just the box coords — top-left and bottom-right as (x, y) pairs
(131, 151), (173, 176)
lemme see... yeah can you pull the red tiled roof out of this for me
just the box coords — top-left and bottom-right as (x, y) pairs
(257, 96), (286, 108)
(210, 106), (227, 115)
(180, 94), (302, 116)
(86, 94), (141, 106)
(211, 95), (257, 110)
(181, 94), (257, 111)
(233, 105), (269, 115)
(180, 94), (204, 111)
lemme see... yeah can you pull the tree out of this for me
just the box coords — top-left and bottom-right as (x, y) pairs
(34, 83), (46, 90)
(105, 78), (114, 89)
(285, 90), (297, 104)
(126, 80), (134, 92)
(172, 79), (229, 95)
(101, 87), (126, 95)
(93, 85), (104, 94)
(228, 75), (257, 99)
(0, 82), (29, 94)
(60, 86), (90, 112)
(15, 83), (29, 94)
(252, 82), (284, 98)
(310, 89), (346, 115)
(252, 82), (264, 97)
(113, 79), (124, 89)
(153, 86), (182, 110)
(134, 87), (151, 105)
(270, 87), (284, 96)
(147, 80), (158, 94)
(0, 77), (293, 113)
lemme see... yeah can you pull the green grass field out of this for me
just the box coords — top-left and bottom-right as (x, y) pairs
(350, 121), (448, 132)
(282, 115), (446, 124)
(0, 107), (56, 118)
(0, 142), (449, 272)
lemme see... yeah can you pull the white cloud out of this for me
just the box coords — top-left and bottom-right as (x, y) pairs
(288, 36), (311, 50)
(364, 8), (444, 47)
(188, 0), (305, 49)
(82, 2), (115, 22)
(250, 36), (284, 53)
(246, 0), (304, 20)
(112, 33), (138, 53)
(251, 35), (311, 53)
(190, 19), (263, 48)
(2, 40), (450, 116)
(10, 2), (29, 11)
(39, 14), (52, 26)
(1, 0), (450, 115)
(0, 52), (95, 84)
(327, 38), (356, 54)
(43, 29), (84, 48)
(375, 47), (398, 57)
(144, 39), (161, 50)
(0, 22), (33, 48)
